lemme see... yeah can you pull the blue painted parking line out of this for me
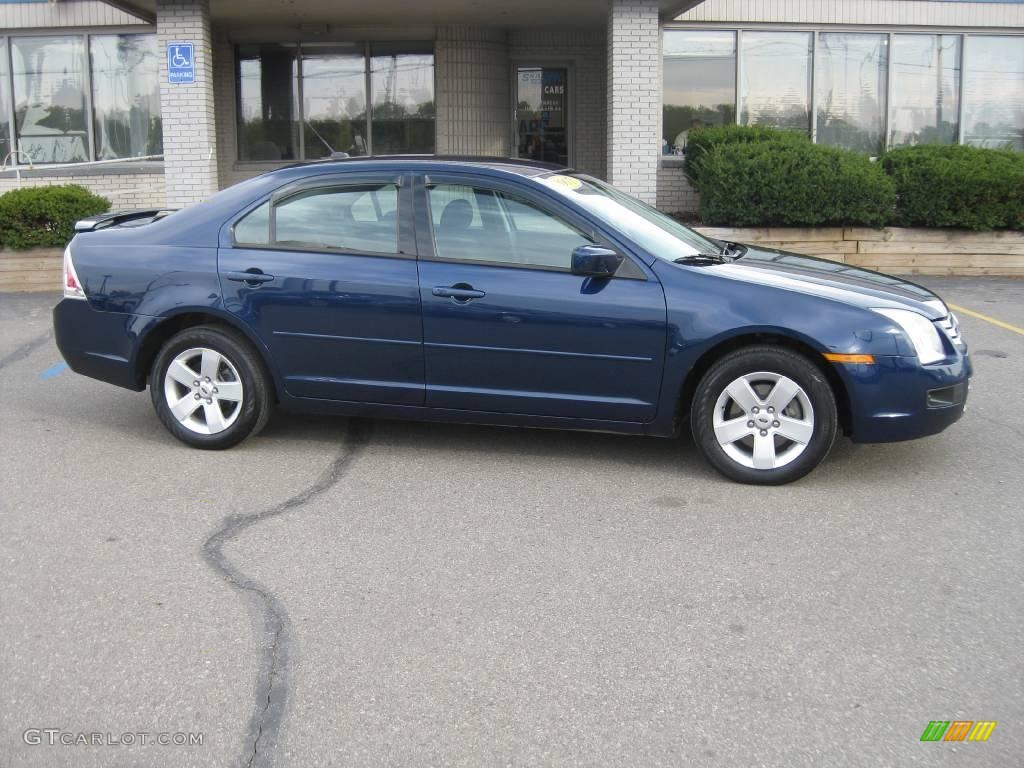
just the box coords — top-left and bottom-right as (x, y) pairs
(39, 362), (68, 380)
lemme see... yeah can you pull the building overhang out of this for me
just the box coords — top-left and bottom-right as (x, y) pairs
(103, 0), (701, 27)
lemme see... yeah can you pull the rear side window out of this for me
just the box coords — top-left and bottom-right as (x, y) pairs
(233, 184), (399, 253)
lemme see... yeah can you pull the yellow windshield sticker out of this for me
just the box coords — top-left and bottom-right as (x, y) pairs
(546, 174), (582, 191)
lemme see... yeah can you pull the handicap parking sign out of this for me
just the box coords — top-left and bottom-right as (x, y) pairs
(167, 42), (195, 84)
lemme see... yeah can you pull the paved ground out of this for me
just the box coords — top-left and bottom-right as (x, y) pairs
(1, 278), (1021, 768)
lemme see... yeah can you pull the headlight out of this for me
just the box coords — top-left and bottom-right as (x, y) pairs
(873, 308), (946, 365)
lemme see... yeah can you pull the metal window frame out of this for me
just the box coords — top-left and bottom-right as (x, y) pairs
(663, 21), (1023, 151)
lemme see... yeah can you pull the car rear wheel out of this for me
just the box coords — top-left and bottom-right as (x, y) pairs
(150, 325), (271, 449)
(691, 346), (837, 485)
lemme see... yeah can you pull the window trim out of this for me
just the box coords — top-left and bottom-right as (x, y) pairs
(229, 174), (414, 259)
(416, 172), (648, 280)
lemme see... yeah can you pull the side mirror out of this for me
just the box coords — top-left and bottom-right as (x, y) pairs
(571, 245), (623, 278)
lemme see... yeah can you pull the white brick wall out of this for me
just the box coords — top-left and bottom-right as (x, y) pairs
(435, 27), (511, 156)
(156, 0), (220, 207)
(657, 165), (700, 214)
(0, 171), (166, 209)
(607, 0), (661, 205)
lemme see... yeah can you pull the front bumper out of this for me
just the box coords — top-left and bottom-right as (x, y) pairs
(841, 353), (972, 444)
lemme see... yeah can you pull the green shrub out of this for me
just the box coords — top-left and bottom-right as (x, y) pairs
(881, 144), (1024, 230)
(684, 124), (810, 188)
(0, 184), (110, 250)
(697, 141), (895, 227)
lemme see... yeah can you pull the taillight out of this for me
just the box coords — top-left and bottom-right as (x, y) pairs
(63, 246), (86, 300)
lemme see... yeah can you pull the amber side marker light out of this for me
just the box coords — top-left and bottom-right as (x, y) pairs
(823, 353), (876, 364)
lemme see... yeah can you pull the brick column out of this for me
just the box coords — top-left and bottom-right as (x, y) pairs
(157, 0), (219, 208)
(607, 0), (660, 205)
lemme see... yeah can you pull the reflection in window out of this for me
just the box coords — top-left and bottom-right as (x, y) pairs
(90, 34), (162, 159)
(237, 44), (299, 161)
(370, 43), (435, 154)
(275, 185), (398, 252)
(11, 36), (89, 164)
(302, 44), (367, 159)
(234, 202), (270, 245)
(815, 33), (889, 155)
(663, 30), (736, 155)
(0, 39), (11, 161)
(428, 184), (589, 268)
(963, 36), (1024, 151)
(740, 32), (812, 134)
(890, 35), (961, 147)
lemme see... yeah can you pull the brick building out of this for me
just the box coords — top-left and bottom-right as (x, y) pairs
(1, 0), (1022, 213)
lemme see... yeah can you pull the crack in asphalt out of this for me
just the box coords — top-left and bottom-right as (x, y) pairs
(0, 329), (52, 372)
(201, 419), (372, 768)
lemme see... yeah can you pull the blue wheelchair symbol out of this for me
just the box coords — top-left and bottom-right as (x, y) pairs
(167, 43), (195, 84)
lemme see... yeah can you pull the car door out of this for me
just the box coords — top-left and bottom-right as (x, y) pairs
(219, 173), (424, 405)
(415, 173), (667, 422)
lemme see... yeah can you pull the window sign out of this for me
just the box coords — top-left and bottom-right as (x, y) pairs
(167, 42), (195, 84)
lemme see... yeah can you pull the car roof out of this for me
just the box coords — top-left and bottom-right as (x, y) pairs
(274, 154), (571, 179)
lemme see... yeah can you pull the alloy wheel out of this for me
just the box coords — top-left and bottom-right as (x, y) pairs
(162, 347), (244, 435)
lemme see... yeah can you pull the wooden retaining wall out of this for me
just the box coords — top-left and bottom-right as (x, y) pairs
(0, 248), (62, 293)
(695, 226), (1024, 277)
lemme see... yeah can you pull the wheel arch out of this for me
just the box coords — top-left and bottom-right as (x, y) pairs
(132, 308), (279, 400)
(677, 330), (852, 436)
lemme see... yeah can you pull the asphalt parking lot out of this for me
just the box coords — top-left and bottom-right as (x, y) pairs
(1, 278), (1022, 768)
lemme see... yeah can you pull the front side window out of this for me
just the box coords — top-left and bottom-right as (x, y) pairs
(815, 33), (889, 155)
(428, 184), (590, 269)
(11, 36), (89, 164)
(962, 35), (1024, 151)
(234, 184), (399, 253)
(663, 30), (736, 155)
(90, 34), (162, 159)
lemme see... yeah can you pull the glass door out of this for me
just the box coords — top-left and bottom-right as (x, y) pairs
(514, 67), (569, 166)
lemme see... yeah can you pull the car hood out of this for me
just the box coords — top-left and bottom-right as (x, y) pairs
(703, 245), (948, 319)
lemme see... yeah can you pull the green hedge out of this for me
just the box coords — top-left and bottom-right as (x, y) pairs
(0, 185), (110, 250)
(881, 144), (1024, 230)
(684, 124), (810, 189)
(696, 140), (895, 227)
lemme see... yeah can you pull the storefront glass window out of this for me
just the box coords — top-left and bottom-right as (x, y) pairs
(237, 44), (299, 161)
(890, 34), (961, 147)
(370, 42), (434, 155)
(962, 35), (1024, 151)
(663, 30), (736, 155)
(302, 43), (367, 159)
(90, 34), (162, 159)
(740, 31), (812, 134)
(815, 33), (889, 155)
(11, 36), (89, 164)
(0, 39), (12, 162)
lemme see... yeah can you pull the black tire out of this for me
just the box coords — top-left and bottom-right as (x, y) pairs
(691, 346), (838, 485)
(150, 325), (272, 450)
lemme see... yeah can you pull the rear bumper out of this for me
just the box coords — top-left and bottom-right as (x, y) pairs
(843, 353), (972, 444)
(53, 299), (147, 391)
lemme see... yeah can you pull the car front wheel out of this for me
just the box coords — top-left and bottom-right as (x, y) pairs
(150, 325), (272, 449)
(691, 346), (838, 485)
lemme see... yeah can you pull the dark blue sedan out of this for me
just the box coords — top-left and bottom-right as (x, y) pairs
(54, 157), (970, 484)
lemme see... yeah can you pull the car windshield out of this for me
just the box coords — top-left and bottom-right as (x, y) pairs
(535, 172), (720, 261)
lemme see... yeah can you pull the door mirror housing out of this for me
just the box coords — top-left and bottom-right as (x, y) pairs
(571, 245), (623, 278)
